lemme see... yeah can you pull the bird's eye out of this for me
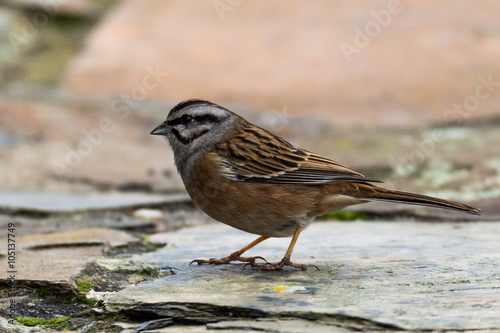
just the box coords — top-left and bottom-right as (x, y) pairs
(180, 114), (194, 124)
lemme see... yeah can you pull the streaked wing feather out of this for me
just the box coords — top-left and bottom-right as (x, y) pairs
(215, 124), (382, 185)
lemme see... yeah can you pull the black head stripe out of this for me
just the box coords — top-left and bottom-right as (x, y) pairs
(194, 114), (221, 124)
(168, 113), (222, 127)
(171, 127), (210, 145)
(171, 128), (186, 144)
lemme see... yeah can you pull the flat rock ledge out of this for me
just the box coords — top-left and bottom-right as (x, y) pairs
(0, 192), (190, 214)
(104, 221), (500, 332)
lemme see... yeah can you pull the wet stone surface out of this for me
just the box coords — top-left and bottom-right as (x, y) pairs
(104, 221), (500, 332)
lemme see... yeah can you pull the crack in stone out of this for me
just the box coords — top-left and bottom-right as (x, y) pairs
(109, 301), (404, 331)
(276, 311), (402, 331)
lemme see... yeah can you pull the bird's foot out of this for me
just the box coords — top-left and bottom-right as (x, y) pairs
(190, 252), (267, 266)
(246, 257), (319, 271)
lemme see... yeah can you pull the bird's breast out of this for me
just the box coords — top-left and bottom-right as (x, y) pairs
(186, 153), (320, 237)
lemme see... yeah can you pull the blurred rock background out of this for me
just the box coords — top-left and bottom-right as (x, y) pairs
(1, 0), (499, 221)
(1, 1), (500, 331)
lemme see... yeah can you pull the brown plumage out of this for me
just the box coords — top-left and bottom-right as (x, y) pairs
(151, 99), (481, 270)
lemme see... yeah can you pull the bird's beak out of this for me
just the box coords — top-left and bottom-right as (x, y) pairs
(150, 122), (172, 136)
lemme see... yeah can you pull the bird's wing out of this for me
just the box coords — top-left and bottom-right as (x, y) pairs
(214, 125), (381, 185)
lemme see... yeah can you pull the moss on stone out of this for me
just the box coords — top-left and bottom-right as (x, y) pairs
(76, 280), (93, 293)
(36, 287), (51, 298)
(16, 316), (68, 327)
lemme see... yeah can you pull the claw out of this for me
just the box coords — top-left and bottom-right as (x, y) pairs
(243, 256), (268, 269)
(307, 264), (321, 271)
(190, 255), (268, 266)
(189, 259), (218, 266)
(248, 256), (268, 263)
(247, 257), (318, 271)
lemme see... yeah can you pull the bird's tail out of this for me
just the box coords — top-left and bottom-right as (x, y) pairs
(357, 185), (481, 215)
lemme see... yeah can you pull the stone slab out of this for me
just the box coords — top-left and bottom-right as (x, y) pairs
(0, 192), (190, 214)
(0, 228), (140, 294)
(16, 227), (139, 250)
(107, 220), (500, 331)
(0, 247), (103, 294)
(126, 318), (356, 333)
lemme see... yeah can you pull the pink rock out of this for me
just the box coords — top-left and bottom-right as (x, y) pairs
(63, 0), (500, 126)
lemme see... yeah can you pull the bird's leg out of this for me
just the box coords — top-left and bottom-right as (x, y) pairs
(250, 225), (317, 270)
(264, 225), (306, 270)
(190, 235), (269, 266)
